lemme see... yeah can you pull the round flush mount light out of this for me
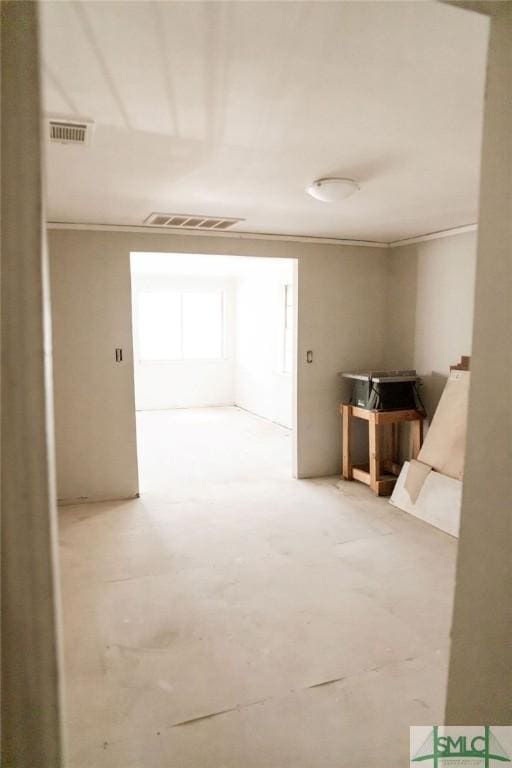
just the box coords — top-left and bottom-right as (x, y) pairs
(306, 177), (360, 203)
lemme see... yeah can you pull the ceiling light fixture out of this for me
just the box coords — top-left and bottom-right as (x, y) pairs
(306, 177), (360, 203)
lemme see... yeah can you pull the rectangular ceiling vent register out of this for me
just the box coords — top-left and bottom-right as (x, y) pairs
(48, 118), (94, 145)
(144, 213), (244, 231)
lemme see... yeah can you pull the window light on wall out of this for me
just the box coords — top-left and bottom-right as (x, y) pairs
(283, 283), (293, 374)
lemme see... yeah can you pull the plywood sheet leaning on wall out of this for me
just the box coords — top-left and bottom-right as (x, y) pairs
(417, 370), (470, 480)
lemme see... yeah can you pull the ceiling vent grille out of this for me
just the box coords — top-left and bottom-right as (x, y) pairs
(48, 118), (94, 145)
(144, 213), (244, 231)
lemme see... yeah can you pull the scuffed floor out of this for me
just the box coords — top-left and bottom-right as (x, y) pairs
(59, 406), (456, 767)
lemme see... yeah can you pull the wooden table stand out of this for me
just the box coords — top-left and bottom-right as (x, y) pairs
(341, 404), (424, 496)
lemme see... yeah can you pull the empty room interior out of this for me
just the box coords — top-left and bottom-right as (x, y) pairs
(130, 252), (296, 500)
(2, 1), (511, 767)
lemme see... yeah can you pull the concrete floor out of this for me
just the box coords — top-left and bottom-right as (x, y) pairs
(59, 406), (456, 768)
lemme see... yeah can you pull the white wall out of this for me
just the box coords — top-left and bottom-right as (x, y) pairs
(234, 260), (294, 428)
(446, 3), (512, 725)
(388, 230), (477, 418)
(48, 228), (389, 495)
(50, 236), (139, 503)
(48, 226), (478, 498)
(2, 3), (64, 762)
(131, 273), (236, 410)
(297, 249), (388, 476)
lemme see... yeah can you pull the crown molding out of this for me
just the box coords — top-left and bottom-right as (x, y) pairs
(389, 223), (477, 248)
(46, 221), (389, 249)
(46, 220), (478, 249)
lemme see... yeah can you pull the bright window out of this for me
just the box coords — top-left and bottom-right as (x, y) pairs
(138, 291), (182, 361)
(137, 290), (223, 361)
(182, 292), (223, 359)
(283, 283), (293, 374)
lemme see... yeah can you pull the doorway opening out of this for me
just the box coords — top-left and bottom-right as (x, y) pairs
(130, 252), (297, 496)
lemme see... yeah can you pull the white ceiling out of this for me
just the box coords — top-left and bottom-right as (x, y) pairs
(40, 1), (489, 243)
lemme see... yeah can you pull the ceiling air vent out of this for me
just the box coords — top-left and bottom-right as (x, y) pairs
(48, 118), (94, 145)
(144, 213), (244, 231)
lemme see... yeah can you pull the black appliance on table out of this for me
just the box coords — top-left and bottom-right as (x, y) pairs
(341, 370), (423, 411)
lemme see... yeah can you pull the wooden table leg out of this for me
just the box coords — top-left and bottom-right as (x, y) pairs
(369, 410), (380, 493)
(391, 423), (399, 464)
(411, 417), (424, 459)
(342, 404), (353, 479)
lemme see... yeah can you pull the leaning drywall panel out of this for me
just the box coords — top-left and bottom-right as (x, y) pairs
(390, 461), (462, 537)
(417, 370), (470, 480)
